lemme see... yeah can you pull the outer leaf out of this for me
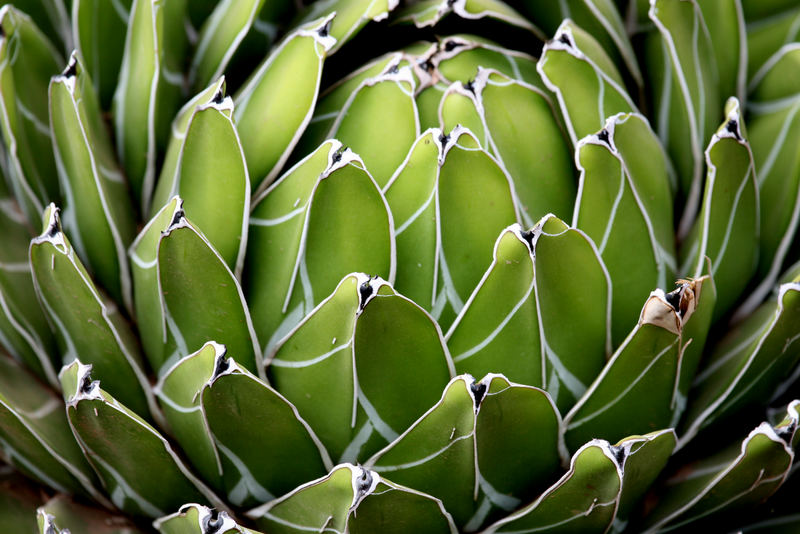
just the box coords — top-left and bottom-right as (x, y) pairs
(446, 217), (611, 413)
(245, 142), (394, 355)
(367, 374), (565, 530)
(38, 495), (143, 533)
(737, 44), (800, 318)
(267, 274), (454, 463)
(644, 422), (794, 532)
(439, 68), (575, 226)
(157, 211), (262, 377)
(201, 357), (332, 507)
(564, 277), (712, 451)
(60, 360), (224, 518)
(5, 0), (71, 52)
(30, 205), (153, 418)
(234, 16), (335, 194)
(746, 6), (800, 80)
(295, 0), (400, 55)
(483, 440), (623, 533)
(697, 0), (746, 103)
(155, 503), (262, 534)
(247, 464), (458, 534)
(49, 52), (137, 310)
(0, 354), (103, 502)
(72, 0), (133, 108)
(0, 194), (57, 384)
(573, 112), (676, 345)
(679, 98), (758, 320)
(683, 279), (800, 445)
(384, 126), (520, 329)
(0, 6), (62, 222)
(647, 0), (720, 234)
(538, 19), (638, 145)
(161, 95), (250, 276)
(113, 0), (187, 213)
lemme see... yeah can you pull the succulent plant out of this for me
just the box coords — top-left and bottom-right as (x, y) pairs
(0, 0), (799, 532)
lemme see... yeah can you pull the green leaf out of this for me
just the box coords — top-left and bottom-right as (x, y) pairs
(323, 66), (421, 188)
(438, 68), (575, 226)
(30, 205), (153, 418)
(267, 274), (454, 463)
(384, 126), (520, 329)
(49, 52), (137, 311)
(158, 95), (250, 276)
(367, 374), (565, 530)
(0, 5), (62, 222)
(537, 19), (638, 145)
(113, 0), (187, 213)
(157, 210), (262, 377)
(72, 0), (133, 108)
(679, 98), (757, 320)
(201, 355), (331, 507)
(644, 421), (793, 531)
(746, 6), (800, 80)
(247, 464), (458, 534)
(4, 0), (71, 53)
(245, 142), (394, 355)
(0, 354), (103, 502)
(573, 112), (676, 345)
(0, 195), (57, 385)
(564, 277), (712, 450)
(647, 0), (720, 234)
(697, 0), (747, 103)
(483, 439), (622, 533)
(155, 503), (262, 534)
(150, 76), (226, 219)
(295, 0), (399, 55)
(446, 217), (611, 413)
(738, 44), (800, 318)
(234, 16), (335, 194)
(681, 279), (800, 445)
(0, 471), (43, 533)
(38, 495), (143, 534)
(60, 360), (224, 518)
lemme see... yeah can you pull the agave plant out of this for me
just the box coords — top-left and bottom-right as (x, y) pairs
(0, 0), (799, 532)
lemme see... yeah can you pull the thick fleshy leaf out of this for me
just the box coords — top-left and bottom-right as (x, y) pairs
(647, 0), (720, 233)
(564, 277), (712, 451)
(234, 16), (335, 194)
(367, 374), (564, 530)
(741, 0), (798, 21)
(113, 0), (187, 213)
(5, 0), (71, 53)
(323, 66), (420, 188)
(746, 6), (800, 79)
(60, 360), (223, 518)
(573, 112), (676, 345)
(446, 217), (611, 413)
(49, 52), (136, 310)
(0, 470), (43, 533)
(384, 126), (520, 329)
(38, 495), (142, 533)
(295, 0), (399, 55)
(0, 195), (57, 384)
(516, 0), (642, 87)
(679, 98), (757, 320)
(697, 0), (746, 103)
(155, 95), (249, 276)
(151, 76), (226, 218)
(0, 354), (102, 501)
(267, 274), (454, 463)
(155, 503), (262, 534)
(245, 142), (394, 355)
(0, 5), (62, 222)
(538, 19), (638, 145)
(247, 464), (458, 534)
(483, 440), (622, 533)
(644, 422), (793, 531)
(201, 357), (331, 507)
(737, 44), (800, 318)
(683, 278), (800, 445)
(439, 68), (575, 226)
(396, 0), (545, 40)
(157, 210), (262, 377)
(30, 205), (153, 417)
(72, 0), (133, 108)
